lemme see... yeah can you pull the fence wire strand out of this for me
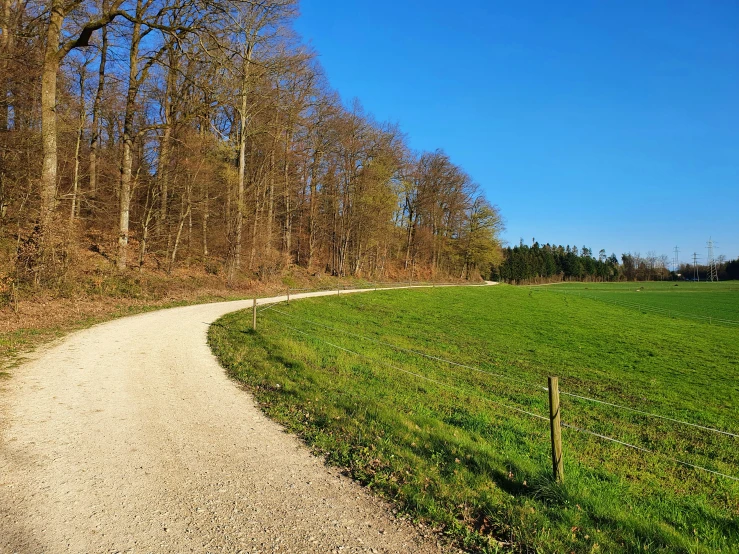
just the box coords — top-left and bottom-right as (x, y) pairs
(253, 291), (739, 483)
(559, 391), (739, 438)
(561, 422), (739, 482)
(269, 306), (738, 439)
(276, 321), (550, 424)
(269, 307), (548, 394)
(271, 318), (739, 483)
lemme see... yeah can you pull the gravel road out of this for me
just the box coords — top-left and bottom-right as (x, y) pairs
(0, 289), (455, 554)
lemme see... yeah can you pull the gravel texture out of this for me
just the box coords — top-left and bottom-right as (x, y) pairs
(0, 290), (456, 554)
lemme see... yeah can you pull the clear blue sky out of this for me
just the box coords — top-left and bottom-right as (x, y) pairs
(293, 1), (739, 264)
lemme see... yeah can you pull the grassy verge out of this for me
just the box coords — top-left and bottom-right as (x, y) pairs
(209, 285), (739, 553)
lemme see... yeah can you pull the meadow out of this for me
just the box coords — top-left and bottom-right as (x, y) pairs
(542, 281), (739, 324)
(208, 284), (739, 553)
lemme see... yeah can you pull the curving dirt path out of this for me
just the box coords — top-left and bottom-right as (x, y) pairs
(0, 288), (465, 554)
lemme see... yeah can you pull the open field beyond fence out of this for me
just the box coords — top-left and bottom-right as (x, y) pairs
(209, 284), (739, 553)
(538, 281), (739, 325)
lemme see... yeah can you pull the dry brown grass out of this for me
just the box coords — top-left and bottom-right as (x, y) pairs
(0, 256), (332, 373)
(0, 230), (465, 375)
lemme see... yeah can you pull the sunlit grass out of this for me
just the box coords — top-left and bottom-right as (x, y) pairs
(546, 281), (739, 322)
(209, 284), (739, 553)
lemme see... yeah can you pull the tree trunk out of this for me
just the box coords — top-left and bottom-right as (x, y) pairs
(307, 148), (321, 269)
(168, 197), (190, 273)
(157, 123), (172, 233)
(39, 0), (122, 244)
(248, 175), (260, 269)
(157, 47), (177, 234)
(117, 135), (133, 269)
(70, 114), (84, 221)
(266, 128), (277, 251)
(230, 46), (252, 280)
(186, 183), (192, 264)
(0, 0), (14, 130)
(70, 70), (86, 222)
(233, 87), (247, 274)
(404, 196), (414, 269)
(117, 13), (142, 270)
(138, 184), (155, 267)
(89, 24), (108, 199)
(40, 0), (65, 229)
(282, 128), (292, 257)
(202, 180), (209, 258)
(225, 167), (232, 274)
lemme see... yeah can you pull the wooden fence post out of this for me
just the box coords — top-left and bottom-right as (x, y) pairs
(287, 287), (290, 305)
(252, 297), (257, 331)
(548, 376), (564, 483)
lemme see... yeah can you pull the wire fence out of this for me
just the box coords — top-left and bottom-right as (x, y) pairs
(250, 293), (739, 484)
(532, 287), (739, 326)
(280, 322), (551, 424)
(269, 307), (549, 394)
(268, 307), (738, 439)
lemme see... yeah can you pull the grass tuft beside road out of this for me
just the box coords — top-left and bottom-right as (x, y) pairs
(209, 285), (739, 553)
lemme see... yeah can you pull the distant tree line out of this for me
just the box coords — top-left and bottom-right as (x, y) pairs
(619, 252), (672, 281)
(679, 258), (739, 281)
(494, 242), (619, 284)
(727, 259), (739, 280)
(0, 0), (503, 291)
(495, 242), (739, 283)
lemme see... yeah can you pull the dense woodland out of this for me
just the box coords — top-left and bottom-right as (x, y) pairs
(497, 242), (739, 283)
(0, 0), (503, 296)
(496, 243), (619, 283)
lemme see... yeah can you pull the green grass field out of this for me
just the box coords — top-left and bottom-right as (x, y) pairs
(208, 284), (739, 553)
(542, 281), (739, 324)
